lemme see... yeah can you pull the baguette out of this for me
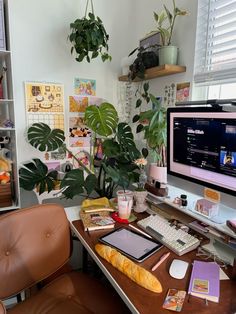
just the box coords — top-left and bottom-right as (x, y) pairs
(95, 243), (162, 293)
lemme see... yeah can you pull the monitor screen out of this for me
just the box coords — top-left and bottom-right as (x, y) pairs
(167, 106), (236, 196)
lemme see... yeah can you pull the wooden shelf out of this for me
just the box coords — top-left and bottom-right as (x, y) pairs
(118, 64), (186, 82)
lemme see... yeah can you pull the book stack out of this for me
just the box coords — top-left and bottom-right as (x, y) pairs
(188, 260), (220, 303)
(80, 208), (115, 231)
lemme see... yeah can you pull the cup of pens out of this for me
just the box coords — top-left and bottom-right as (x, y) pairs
(117, 190), (133, 219)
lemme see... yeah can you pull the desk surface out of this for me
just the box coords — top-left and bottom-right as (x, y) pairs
(71, 217), (236, 314)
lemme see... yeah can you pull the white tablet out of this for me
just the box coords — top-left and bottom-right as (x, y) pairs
(99, 227), (163, 262)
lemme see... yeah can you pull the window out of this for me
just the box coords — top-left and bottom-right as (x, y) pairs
(194, 0), (236, 87)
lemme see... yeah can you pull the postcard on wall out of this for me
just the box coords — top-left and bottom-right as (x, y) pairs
(69, 95), (88, 112)
(69, 116), (87, 129)
(50, 147), (67, 160)
(89, 96), (104, 106)
(74, 78), (96, 96)
(163, 83), (176, 107)
(69, 137), (91, 148)
(68, 149), (90, 168)
(69, 124), (91, 138)
(176, 82), (190, 102)
(44, 161), (61, 171)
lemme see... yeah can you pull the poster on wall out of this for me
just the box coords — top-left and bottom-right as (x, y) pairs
(176, 82), (190, 103)
(163, 83), (176, 107)
(69, 95), (104, 112)
(74, 78), (96, 96)
(25, 82), (65, 130)
(70, 150), (90, 169)
(69, 96), (88, 112)
(69, 116), (91, 148)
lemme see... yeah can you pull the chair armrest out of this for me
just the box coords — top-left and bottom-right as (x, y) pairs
(0, 301), (6, 314)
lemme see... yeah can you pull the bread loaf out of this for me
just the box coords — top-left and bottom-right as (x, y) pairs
(95, 243), (162, 293)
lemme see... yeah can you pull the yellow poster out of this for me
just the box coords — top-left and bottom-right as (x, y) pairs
(25, 82), (65, 130)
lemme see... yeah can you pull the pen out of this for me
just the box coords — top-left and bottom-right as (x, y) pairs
(151, 252), (170, 271)
(128, 224), (153, 239)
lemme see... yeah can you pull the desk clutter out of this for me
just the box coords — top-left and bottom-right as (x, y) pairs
(74, 192), (236, 313)
(80, 197), (115, 231)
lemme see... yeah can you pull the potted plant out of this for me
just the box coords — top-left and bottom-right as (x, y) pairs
(69, 0), (111, 63)
(133, 82), (167, 194)
(153, 0), (187, 65)
(128, 45), (159, 81)
(19, 103), (141, 200)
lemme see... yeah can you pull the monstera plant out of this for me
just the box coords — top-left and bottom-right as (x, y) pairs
(19, 103), (141, 199)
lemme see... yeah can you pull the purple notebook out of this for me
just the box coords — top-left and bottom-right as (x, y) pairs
(188, 260), (220, 303)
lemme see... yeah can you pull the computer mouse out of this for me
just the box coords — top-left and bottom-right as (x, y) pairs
(169, 259), (189, 279)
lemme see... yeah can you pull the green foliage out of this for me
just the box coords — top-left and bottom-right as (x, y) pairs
(19, 103), (141, 199)
(134, 82), (167, 167)
(27, 123), (65, 152)
(84, 102), (118, 136)
(117, 123), (140, 161)
(19, 159), (58, 194)
(128, 46), (159, 81)
(60, 169), (98, 199)
(69, 12), (111, 63)
(153, 0), (188, 46)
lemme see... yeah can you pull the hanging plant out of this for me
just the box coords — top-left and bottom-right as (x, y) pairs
(69, 0), (112, 63)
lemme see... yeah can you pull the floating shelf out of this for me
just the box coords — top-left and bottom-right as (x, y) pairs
(118, 64), (186, 82)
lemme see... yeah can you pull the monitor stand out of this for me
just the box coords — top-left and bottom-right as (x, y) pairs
(201, 239), (236, 267)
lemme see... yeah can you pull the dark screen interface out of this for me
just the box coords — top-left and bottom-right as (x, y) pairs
(173, 118), (236, 178)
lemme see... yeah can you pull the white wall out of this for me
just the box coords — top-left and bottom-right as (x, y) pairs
(8, 0), (135, 164)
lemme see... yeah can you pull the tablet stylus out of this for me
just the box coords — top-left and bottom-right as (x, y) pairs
(151, 252), (170, 271)
(128, 224), (152, 239)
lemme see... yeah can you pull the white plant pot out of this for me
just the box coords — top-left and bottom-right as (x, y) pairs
(133, 190), (148, 213)
(148, 163), (167, 184)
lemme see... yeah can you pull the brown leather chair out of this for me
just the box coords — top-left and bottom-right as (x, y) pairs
(0, 204), (130, 314)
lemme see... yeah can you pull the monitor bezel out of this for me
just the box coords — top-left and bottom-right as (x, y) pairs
(167, 105), (236, 196)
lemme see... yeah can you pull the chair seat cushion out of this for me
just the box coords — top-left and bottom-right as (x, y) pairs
(0, 301), (6, 314)
(8, 272), (129, 314)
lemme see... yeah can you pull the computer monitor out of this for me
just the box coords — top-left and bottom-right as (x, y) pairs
(167, 106), (236, 196)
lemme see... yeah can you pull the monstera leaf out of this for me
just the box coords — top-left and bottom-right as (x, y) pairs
(85, 103), (118, 136)
(19, 158), (58, 194)
(102, 139), (120, 158)
(60, 169), (97, 199)
(117, 122), (140, 160)
(27, 123), (65, 152)
(103, 165), (130, 190)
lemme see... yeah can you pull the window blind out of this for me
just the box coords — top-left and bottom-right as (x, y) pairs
(194, 0), (236, 85)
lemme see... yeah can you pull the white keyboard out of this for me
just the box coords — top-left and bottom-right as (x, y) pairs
(137, 214), (200, 256)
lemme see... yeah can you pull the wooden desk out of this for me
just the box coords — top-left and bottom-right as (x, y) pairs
(71, 218), (236, 314)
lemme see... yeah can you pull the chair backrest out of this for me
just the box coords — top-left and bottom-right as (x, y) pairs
(0, 204), (70, 299)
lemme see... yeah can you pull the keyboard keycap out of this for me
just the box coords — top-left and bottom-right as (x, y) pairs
(137, 214), (200, 256)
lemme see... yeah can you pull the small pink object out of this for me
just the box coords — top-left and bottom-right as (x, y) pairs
(151, 252), (170, 271)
